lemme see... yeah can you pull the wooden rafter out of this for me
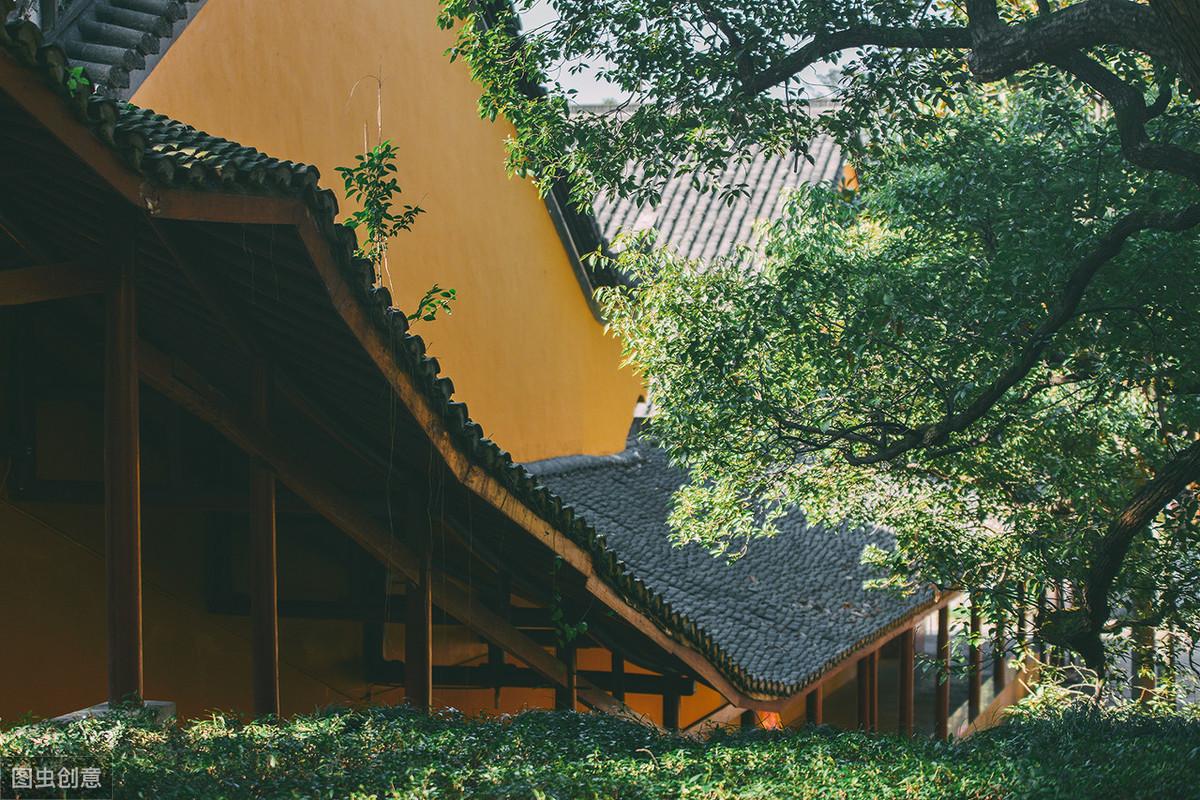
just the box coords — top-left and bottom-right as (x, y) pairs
(0, 262), (110, 305)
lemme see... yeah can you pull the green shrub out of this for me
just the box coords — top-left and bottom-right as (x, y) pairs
(1, 702), (1197, 799)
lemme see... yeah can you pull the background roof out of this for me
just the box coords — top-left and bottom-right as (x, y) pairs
(583, 108), (846, 263)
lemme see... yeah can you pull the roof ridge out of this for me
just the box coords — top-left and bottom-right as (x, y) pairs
(523, 446), (645, 477)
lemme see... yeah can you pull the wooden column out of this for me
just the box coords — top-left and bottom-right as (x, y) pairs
(488, 573), (511, 703)
(662, 687), (680, 731)
(993, 612), (1007, 694)
(105, 255), (142, 706)
(249, 365), (280, 718)
(555, 643), (577, 711)
(856, 656), (870, 729)
(968, 603), (982, 721)
(898, 628), (915, 736)
(610, 652), (625, 702)
(404, 551), (432, 711)
(868, 650), (879, 731)
(740, 710), (756, 729)
(805, 685), (823, 725)
(935, 604), (950, 740)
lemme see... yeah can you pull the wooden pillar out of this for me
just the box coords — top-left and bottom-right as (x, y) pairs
(805, 685), (823, 725)
(993, 612), (1007, 694)
(662, 687), (680, 731)
(740, 709), (756, 729)
(935, 604), (950, 740)
(404, 552), (432, 711)
(968, 603), (982, 721)
(488, 573), (511, 702)
(105, 255), (142, 706)
(868, 649), (879, 731)
(249, 365), (279, 718)
(610, 652), (625, 702)
(555, 643), (577, 711)
(898, 628), (915, 737)
(856, 655), (870, 730)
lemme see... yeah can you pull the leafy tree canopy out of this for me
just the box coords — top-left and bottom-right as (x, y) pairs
(439, 0), (1200, 675)
(604, 88), (1200, 673)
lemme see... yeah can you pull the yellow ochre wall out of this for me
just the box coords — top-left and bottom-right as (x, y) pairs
(129, 0), (642, 463)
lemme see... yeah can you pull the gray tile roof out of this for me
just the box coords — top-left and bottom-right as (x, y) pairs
(526, 432), (934, 690)
(45, 0), (206, 98)
(592, 131), (845, 263)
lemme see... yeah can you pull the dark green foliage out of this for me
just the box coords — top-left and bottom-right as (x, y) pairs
(2, 704), (1198, 799)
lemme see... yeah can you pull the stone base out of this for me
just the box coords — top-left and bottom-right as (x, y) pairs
(54, 700), (176, 725)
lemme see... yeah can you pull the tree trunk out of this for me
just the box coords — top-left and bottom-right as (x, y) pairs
(1151, 0), (1200, 98)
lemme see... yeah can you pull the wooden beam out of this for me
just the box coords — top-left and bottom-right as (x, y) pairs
(0, 206), (54, 263)
(135, 341), (631, 716)
(249, 364), (280, 719)
(898, 628), (915, 737)
(682, 703), (740, 736)
(105, 251), (141, 705)
(969, 603), (982, 721)
(555, 642), (577, 711)
(936, 605), (951, 740)
(365, 660), (695, 695)
(805, 685), (822, 726)
(0, 262), (109, 305)
(856, 656), (870, 730)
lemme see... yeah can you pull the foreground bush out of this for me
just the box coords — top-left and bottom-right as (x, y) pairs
(2, 701), (1198, 799)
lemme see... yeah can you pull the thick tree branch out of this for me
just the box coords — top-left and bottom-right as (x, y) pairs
(840, 203), (1200, 466)
(1084, 440), (1200, 636)
(1149, 0), (1200, 98)
(743, 0), (1172, 97)
(967, 0), (1175, 81)
(1054, 53), (1200, 185)
(743, 24), (970, 95)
